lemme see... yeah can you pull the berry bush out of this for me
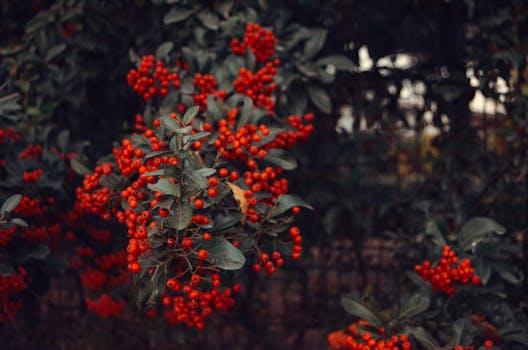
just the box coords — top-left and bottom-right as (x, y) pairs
(1, 1), (527, 349)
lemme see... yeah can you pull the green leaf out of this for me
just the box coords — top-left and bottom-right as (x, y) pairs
(341, 295), (383, 327)
(1, 194), (22, 216)
(271, 194), (313, 217)
(450, 318), (472, 347)
(147, 178), (180, 197)
(185, 132), (211, 143)
(264, 149), (298, 170)
(45, 43), (66, 62)
(159, 116), (181, 133)
(10, 218), (28, 227)
(206, 94), (226, 120)
(141, 169), (165, 177)
(304, 29), (327, 60)
(195, 168), (216, 177)
(397, 295), (430, 321)
(183, 105), (200, 125)
(316, 55), (355, 71)
(163, 7), (193, 25)
(185, 171), (209, 190)
(212, 212), (243, 231)
(307, 84), (331, 113)
(70, 157), (91, 176)
(425, 217), (447, 247)
(405, 327), (442, 350)
(156, 42), (174, 60)
(458, 217), (506, 250)
(197, 10), (219, 30)
(198, 236), (245, 270)
(167, 202), (193, 230)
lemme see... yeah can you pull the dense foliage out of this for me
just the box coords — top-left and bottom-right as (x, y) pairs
(0, 0), (527, 349)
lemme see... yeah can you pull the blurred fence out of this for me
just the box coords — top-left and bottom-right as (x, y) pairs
(0, 238), (400, 350)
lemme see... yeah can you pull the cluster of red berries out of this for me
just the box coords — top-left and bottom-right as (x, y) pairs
(75, 163), (115, 220)
(231, 22), (277, 63)
(414, 246), (481, 297)
(21, 223), (60, 243)
(252, 251), (284, 274)
(68, 225), (129, 317)
(213, 110), (271, 162)
(22, 169), (43, 182)
(19, 144), (43, 159)
(268, 114), (315, 149)
(127, 55), (181, 100)
(85, 294), (125, 318)
(192, 73), (227, 108)
(328, 321), (411, 350)
(13, 196), (48, 217)
(233, 63), (278, 113)
(0, 225), (17, 246)
(0, 128), (21, 144)
(162, 271), (240, 329)
(0, 268), (27, 322)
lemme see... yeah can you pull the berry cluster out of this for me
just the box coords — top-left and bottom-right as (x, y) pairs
(127, 55), (181, 100)
(414, 246), (481, 297)
(0, 225), (17, 246)
(75, 163), (115, 220)
(19, 144), (43, 160)
(231, 22), (277, 63)
(233, 63), (278, 113)
(162, 271), (240, 329)
(22, 169), (43, 182)
(0, 268), (27, 322)
(85, 294), (125, 318)
(0, 128), (21, 144)
(328, 321), (411, 350)
(192, 73), (227, 108)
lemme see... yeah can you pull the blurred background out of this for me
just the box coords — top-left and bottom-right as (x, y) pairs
(1, 0), (527, 349)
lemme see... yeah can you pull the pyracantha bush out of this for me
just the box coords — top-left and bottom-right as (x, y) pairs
(328, 217), (527, 350)
(71, 22), (314, 328)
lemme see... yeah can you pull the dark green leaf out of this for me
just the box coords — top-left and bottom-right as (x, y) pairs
(198, 236), (245, 270)
(304, 29), (327, 60)
(406, 327), (442, 350)
(271, 194), (313, 217)
(341, 295), (383, 327)
(264, 149), (298, 170)
(156, 42), (174, 60)
(425, 217), (447, 247)
(316, 55), (355, 71)
(212, 212), (243, 231)
(450, 318), (472, 347)
(70, 157), (91, 176)
(45, 43), (66, 62)
(168, 202), (193, 230)
(195, 168), (216, 177)
(183, 105), (200, 125)
(141, 169), (165, 177)
(197, 10), (219, 30)
(163, 7), (193, 25)
(1, 194), (22, 216)
(458, 217), (506, 250)
(397, 295), (430, 321)
(10, 218), (28, 227)
(185, 171), (209, 190)
(147, 178), (180, 197)
(307, 84), (331, 113)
